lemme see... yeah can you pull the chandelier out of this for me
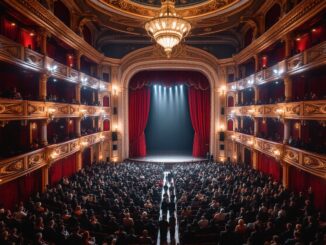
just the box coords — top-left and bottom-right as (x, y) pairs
(145, 0), (191, 57)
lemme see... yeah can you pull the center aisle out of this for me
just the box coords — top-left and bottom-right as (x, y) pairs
(157, 171), (180, 245)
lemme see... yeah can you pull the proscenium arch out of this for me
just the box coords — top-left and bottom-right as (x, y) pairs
(117, 45), (221, 160)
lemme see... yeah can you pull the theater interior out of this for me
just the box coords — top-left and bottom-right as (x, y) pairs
(0, 0), (325, 244)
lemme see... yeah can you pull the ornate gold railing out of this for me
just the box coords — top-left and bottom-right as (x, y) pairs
(0, 131), (110, 184)
(226, 131), (326, 179)
(0, 98), (110, 120)
(226, 100), (326, 120)
(0, 35), (109, 89)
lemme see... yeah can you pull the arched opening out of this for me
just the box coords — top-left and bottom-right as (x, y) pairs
(227, 95), (234, 107)
(53, 0), (71, 27)
(128, 70), (211, 158)
(103, 119), (110, 131)
(83, 25), (92, 45)
(244, 27), (254, 47)
(265, 4), (281, 31)
(103, 95), (110, 107)
(227, 119), (234, 131)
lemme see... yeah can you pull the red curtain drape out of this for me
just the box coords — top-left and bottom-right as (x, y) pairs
(227, 119), (234, 131)
(257, 152), (282, 182)
(49, 153), (77, 186)
(188, 87), (210, 157)
(129, 87), (151, 157)
(0, 169), (41, 210)
(289, 166), (326, 212)
(103, 120), (110, 131)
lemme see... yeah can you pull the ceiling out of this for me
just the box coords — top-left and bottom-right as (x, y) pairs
(67, 0), (266, 59)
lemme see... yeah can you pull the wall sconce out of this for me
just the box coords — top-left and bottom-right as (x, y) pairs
(273, 149), (282, 160)
(81, 141), (88, 147)
(219, 85), (226, 95)
(100, 134), (105, 140)
(47, 65), (58, 73)
(219, 124), (225, 131)
(219, 156), (226, 162)
(48, 108), (56, 120)
(275, 108), (284, 120)
(99, 155), (103, 160)
(231, 85), (237, 90)
(112, 85), (119, 96)
(248, 79), (254, 85)
(0, 121), (9, 128)
(80, 109), (87, 118)
(231, 135), (236, 140)
(32, 122), (37, 130)
(51, 151), (58, 159)
(99, 84), (106, 91)
(81, 77), (88, 85)
(247, 140), (254, 146)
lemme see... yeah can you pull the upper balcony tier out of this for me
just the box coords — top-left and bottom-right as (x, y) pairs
(0, 98), (110, 121)
(0, 35), (109, 91)
(227, 41), (326, 92)
(227, 100), (326, 120)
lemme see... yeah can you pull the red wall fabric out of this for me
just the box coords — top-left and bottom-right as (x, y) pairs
(289, 166), (326, 212)
(188, 87), (211, 157)
(103, 96), (110, 107)
(227, 119), (234, 131)
(0, 17), (19, 41)
(227, 96), (234, 107)
(257, 152), (282, 182)
(129, 87), (151, 157)
(49, 153), (77, 186)
(19, 29), (35, 50)
(103, 119), (110, 131)
(0, 169), (41, 210)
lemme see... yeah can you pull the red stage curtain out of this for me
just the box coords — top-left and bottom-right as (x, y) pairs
(289, 166), (326, 212)
(257, 152), (282, 182)
(188, 87), (210, 157)
(129, 87), (151, 157)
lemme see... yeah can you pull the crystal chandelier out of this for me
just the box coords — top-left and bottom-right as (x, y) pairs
(145, 0), (191, 57)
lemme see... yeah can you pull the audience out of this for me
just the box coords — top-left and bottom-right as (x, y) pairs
(0, 161), (325, 245)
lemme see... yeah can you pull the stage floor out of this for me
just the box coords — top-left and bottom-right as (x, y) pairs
(128, 154), (206, 163)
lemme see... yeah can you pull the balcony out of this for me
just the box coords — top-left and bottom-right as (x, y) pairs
(0, 131), (110, 185)
(0, 35), (109, 90)
(227, 41), (326, 92)
(0, 98), (110, 120)
(226, 131), (326, 179)
(227, 100), (326, 120)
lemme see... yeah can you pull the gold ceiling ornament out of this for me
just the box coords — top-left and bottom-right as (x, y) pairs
(145, 0), (191, 58)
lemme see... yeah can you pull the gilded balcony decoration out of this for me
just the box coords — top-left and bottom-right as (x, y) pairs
(0, 99), (110, 120)
(0, 132), (110, 184)
(227, 101), (326, 120)
(227, 132), (326, 179)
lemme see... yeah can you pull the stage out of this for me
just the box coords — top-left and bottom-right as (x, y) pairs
(128, 154), (207, 163)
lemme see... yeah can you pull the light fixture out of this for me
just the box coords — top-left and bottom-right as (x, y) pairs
(145, 0), (191, 57)
(47, 65), (57, 73)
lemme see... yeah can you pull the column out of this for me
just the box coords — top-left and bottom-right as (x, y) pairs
(235, 92), (239, 105)
(40, 120), (48, 146)
(76, 118), (81, 137)
(75, 51), (82, 71)
(284, 33), (293, 58)
(38, 29), (48, 55)
(253, 86), (259, 104)
(240, 117), (244, 129)
(90, 145), (94, 164)
(254, 118), (259, 136)
(284, 76), (293, 102)
(283, 120), (290, 144)
(76, 151), (82, 171)
(253, 54), (259, 72)
(252, 150), (258, 170)
(75, 83), (81, 104)
(39, 73), (48, 101)
(282, 161), (289, 188)
(41, 166), (49, 192)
